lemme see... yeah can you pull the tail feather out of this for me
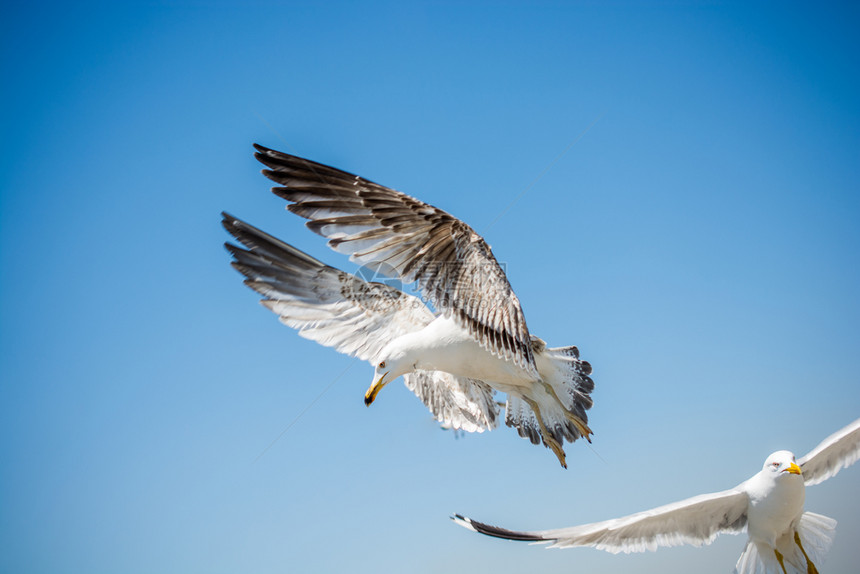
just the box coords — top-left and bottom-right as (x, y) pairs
(504, 339), (596, 460)
(504, 383), (585, 453)
(504, 395), (541, 445)
(773, 512), (837, 573)
(734, 541), (764, 574)
(734, 513), (837, 574)
(538, 394), (583, 444)
(795, 511), (837, 562)
(774, 512), (836, 573)
(541, 344), (594, 413)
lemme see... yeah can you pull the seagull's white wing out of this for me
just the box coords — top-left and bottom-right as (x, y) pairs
(253, 144), (538, 376)
(454, 487), (749, 554)
(799, 417), (860, 487)
(223, 213), (434, 362)
(404, 370), (499, 433)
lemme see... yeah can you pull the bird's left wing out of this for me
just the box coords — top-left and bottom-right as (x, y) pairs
(798, 417), (860, 487)
(404, 370), (499, 433)
(223, 213), (435, 362)
(454, 487), (749, 553)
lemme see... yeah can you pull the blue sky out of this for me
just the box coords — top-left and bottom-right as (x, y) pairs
(1, 2), (858, 573)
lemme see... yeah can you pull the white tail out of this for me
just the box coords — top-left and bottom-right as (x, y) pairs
(504, 338), (595, 463)
(734, 512), (836, 574)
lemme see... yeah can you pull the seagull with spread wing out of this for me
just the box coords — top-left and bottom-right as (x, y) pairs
(454, 417), (860, 574)
(222, 144), (595, 467)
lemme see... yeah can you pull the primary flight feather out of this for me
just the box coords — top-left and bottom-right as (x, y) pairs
(223, 144), (595, 466)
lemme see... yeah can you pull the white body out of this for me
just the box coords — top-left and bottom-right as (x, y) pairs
(746, 465), (805, 547)
(370, 314), (594, 467)
(393, 316), (538, 389)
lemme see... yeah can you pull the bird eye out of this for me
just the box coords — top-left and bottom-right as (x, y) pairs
(378, 361), (386, 369)
(772, 462), (780, 467)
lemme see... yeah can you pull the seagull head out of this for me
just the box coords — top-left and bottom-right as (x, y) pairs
(364, 347), (412, 407)
(763, 450), (802, 477)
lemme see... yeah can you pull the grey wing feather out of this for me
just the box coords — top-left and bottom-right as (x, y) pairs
(799, 417), (860, 486)
(504, 395), (542, 445)
(253, 144), (537, 376)
(454, 488), (749, 554)
(223, 213), (435, 362)
(403, 371), (499, 433)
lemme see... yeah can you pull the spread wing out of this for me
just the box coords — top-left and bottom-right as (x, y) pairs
(404, 370), (499, 433)
(453, 487), (749, 553)
(799, 417), (860, 487)
(253, 144), (537, 376)
(223, 213), (434, 362)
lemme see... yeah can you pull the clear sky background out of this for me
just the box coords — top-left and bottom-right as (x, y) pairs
(2, 2), (859, 573)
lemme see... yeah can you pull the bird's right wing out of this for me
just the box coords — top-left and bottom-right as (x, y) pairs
(453, 487), (749, 554)
(403, 370), (499, 433)
(799, 417), (860, 486)
(223, 213), (435, 362)
(253, 145), (538, 376)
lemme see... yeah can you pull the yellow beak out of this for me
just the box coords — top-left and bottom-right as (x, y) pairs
(364, 371), (389, 406)
(784, 462), (802, 475)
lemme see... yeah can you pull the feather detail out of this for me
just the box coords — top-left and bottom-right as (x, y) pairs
(253, 144), (538, 376)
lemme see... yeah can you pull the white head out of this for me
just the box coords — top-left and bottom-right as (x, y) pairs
(762, 450), (802, 478)
(364, 344), (414, 406)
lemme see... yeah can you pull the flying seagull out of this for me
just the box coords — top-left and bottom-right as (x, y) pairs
(454, 417), (860, 574)
(222, 144), (595, 467)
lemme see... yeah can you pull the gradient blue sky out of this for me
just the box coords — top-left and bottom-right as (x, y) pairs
(2, 2), (859, 573)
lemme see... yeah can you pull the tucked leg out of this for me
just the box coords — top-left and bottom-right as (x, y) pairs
(773, 548), (788, 574)
(794, 531), (819, 574)
(774, 548), (788, 574)
(539, 382), (593, 442)
(523, 396), (567, 469)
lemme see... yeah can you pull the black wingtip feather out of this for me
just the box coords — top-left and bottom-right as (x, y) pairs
(452, 514), (545, 542)
(221, 212), (329, 268)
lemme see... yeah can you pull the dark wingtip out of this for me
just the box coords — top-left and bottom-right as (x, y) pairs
(221, 212), (251, 237)
(451, 515), (546, 542)
(451, 514), (475, 531)
(221, 215), (237, 234)
(260, 168), (279, 182)
(580, 360), (592, 375)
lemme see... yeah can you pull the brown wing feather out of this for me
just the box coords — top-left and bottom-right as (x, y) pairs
(253, 144), (536, 374)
